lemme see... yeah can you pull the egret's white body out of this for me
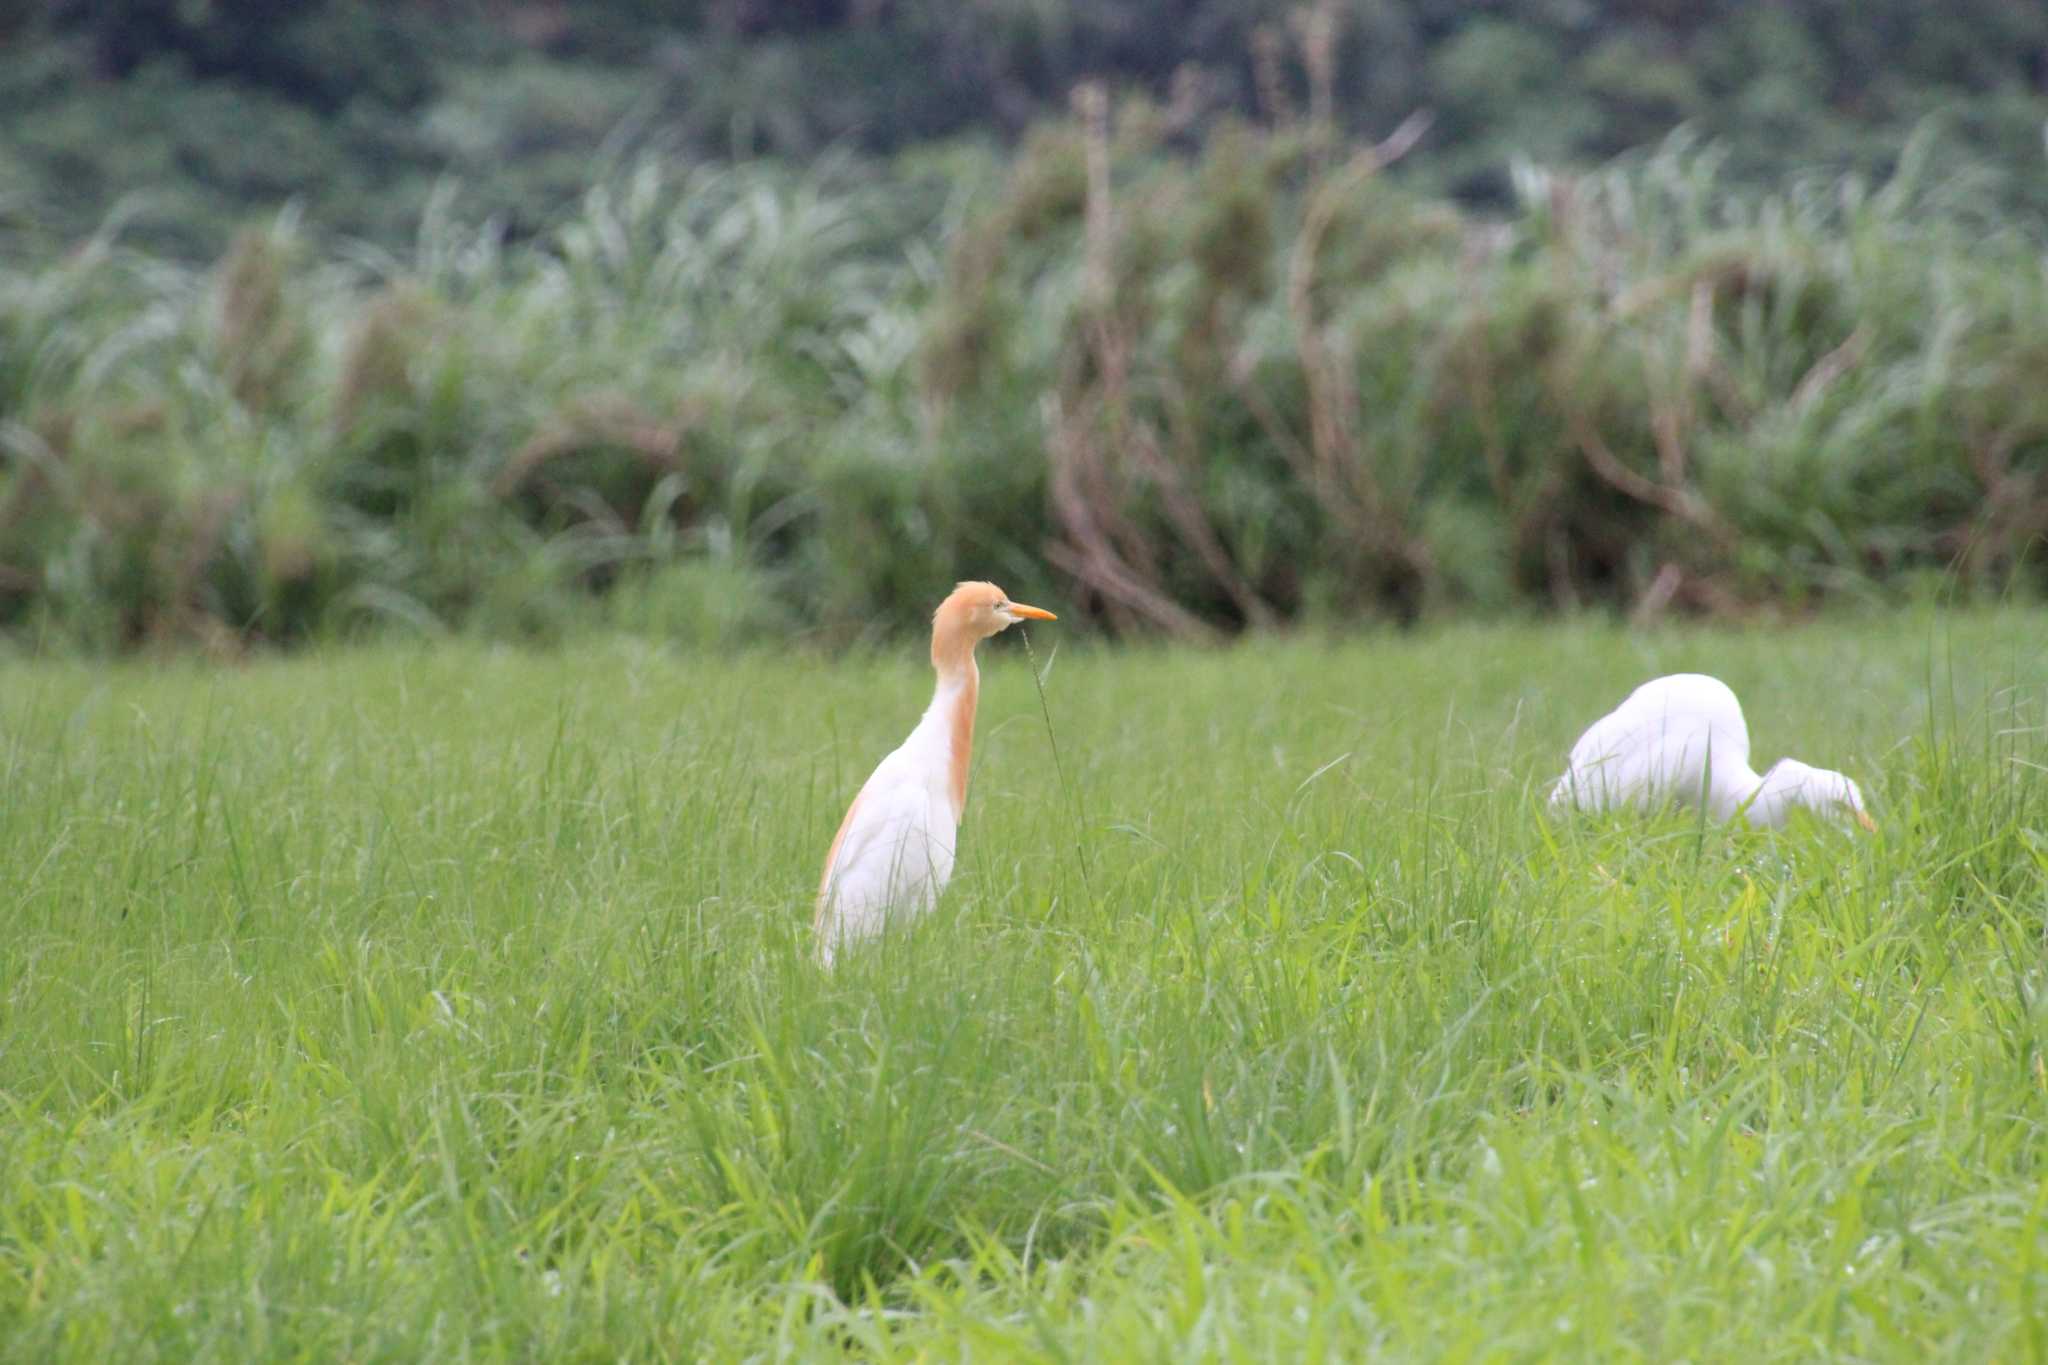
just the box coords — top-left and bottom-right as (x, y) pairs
(1549, 672), (1874, 829)
(814, 675), (967, 957)
(815, 582), (1054, 966)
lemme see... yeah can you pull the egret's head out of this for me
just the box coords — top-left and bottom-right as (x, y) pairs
(1757, 759), (1876, 832)
(934, 580), (1056, 642)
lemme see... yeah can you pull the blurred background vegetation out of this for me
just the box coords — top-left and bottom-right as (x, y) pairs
(2, 0), (2046, 649)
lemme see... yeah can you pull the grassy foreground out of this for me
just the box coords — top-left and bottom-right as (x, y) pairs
(2, 610), (2047, 1359)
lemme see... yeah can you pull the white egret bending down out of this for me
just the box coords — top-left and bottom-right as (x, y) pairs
(1549, 673), (1875, 830)
(814, 581), (1056, 966)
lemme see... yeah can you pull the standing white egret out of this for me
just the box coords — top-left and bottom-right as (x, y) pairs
(1549, 673), (1875, 830)
(814, 581), (1056, 966)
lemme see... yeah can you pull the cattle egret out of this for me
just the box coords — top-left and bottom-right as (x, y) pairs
(1549, 673), (1875, 830)
(814, 581), (1056, 966)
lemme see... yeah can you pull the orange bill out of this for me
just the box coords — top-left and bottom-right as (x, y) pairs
(1009, 602), (1057, 620)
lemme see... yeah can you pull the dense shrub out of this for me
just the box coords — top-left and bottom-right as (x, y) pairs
(904, 113), (2048, 633)
(1, 117), (2044, 651)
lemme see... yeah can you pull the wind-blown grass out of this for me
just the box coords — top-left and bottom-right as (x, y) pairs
(2, 610), (2045, 1357)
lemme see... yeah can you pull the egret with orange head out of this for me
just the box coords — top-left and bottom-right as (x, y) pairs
(814, 581), (1056, 966)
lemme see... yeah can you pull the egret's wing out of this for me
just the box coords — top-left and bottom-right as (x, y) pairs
(1639, 674), (1751, 770)
(1557, 699), (1669, 809)
(816, 754), (955, 959)
(1557, 674), (1743, 811)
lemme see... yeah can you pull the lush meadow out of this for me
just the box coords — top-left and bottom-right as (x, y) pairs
(3, 609), (2046, 1358)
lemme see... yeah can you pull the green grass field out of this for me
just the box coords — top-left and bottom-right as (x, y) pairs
(3, 610), (2047, 1360)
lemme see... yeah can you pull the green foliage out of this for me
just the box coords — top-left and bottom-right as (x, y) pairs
(2, 131), (2046, 650)
(5, 0), (2047, 259)
(916, 114), (2048, 633)
(0, 162), (938, 648)
(1, 615), (2045, 1354)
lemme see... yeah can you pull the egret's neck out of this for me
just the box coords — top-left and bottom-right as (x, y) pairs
(925, 626), (983, 815)
(1742, 780), (1789, 827)
(1743, 762), (1814, 829)
(1703, 756), (1765, 822)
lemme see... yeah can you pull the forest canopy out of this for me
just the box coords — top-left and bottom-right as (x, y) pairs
(6, 0), (2047, 257)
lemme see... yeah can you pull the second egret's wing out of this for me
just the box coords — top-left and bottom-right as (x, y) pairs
(1556, 674), (1738, 810)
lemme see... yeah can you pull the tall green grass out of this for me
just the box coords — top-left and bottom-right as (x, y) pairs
(2, 109), (2046, 652)
(1, 611), (2045, 1357)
